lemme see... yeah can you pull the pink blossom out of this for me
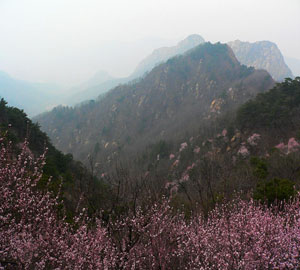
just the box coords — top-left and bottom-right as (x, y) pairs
(2, 135), (300, 269)
(287, 137), (300, 153)
(186, 163), (196, 171)
(179, 142), (188, 152)
(238, 145), (249, 157)
(193, 146), (200, 154)
(222, 129), (227, 137)
(247, 133), (261, 146)
(169, 154), (175, 160)
(0, 138), (116, 269)
(179, 173), (189, 183)
(275, 138), (300, 155)
(275, 142), (287, 153)
(172, 159), (179, 167)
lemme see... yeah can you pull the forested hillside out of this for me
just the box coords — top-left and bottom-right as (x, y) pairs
(0, 99), (111, 218)
(2, 0), (300, 268)
(64, 35), (292, 107)
(2, 77), (300, 269)
(36, 42), (274, 172)
(63, 34), (206, 106)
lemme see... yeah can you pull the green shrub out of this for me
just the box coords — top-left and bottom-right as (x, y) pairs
(253, 178), (295, 205)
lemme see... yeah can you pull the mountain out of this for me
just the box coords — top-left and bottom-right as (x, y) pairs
(63, 35), (291, 107)
(0, 71), (61, 117)
(284, 56), (300, 77)
(35, 42), (274, 170)
(63, 35), (206, 106)
(0, 98), (110, 218)
(65, 77), (129, 106)
(228, 40), (293, 81)
(81, 70), (114, 88)
(131, 34), (205, 79)
(64, 70), (120, 105)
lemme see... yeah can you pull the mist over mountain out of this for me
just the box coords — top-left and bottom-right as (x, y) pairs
(63, 70), (117, 105)
(2, 1), (300, 267)
(63, 35), (292, 107)
(63, 35), (206, 106)
(228, 40), (293, 81)
(0, 70), (62, 116)
(0, 35), (293, 115)
(77, 70), (114, 90)
(36, 42), (274, 169)
(131, 34), (205, 79)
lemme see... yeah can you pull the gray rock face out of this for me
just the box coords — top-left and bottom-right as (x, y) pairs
(131, 34), (205, 78)
(228, 40), (293, 81)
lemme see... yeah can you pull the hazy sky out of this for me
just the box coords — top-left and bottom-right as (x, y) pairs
(0, 0), (299, 87)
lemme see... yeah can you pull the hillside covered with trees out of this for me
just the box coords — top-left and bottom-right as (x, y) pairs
(36, 42), (274, 172)
(2, 42), (300, 270)
(1, 78), (300, 269)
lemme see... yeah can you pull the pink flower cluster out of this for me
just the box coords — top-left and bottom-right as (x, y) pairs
(111, 194), (300, 269)
(222, 129), (227, 137)
(238, 145), (249, 157)
(247, 133), (261, 146)
(193, 146), (201, 154)
(169, 153), (175, 160)
(275, 137), (300, 155)
(1, 138), (300, 269)
(288, 137), (300, 153)
(179, 163), (196, 183)
(0, 140), (116, 269)
(179, 142), (188, 152)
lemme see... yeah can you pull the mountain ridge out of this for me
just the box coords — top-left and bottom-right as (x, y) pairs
(35, 42), (274, 170)
(0, 70), (62, 117)
(64, 35), (291, 106)
(228, 39), (293, 81)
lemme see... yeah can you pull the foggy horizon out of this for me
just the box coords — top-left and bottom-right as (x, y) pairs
(0, 0), (299, 88)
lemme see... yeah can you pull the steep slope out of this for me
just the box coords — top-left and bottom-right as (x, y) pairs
(63, 35), (205, 106)
(0, 99), (109, 217)
(157, 78), (300, 210)
(62, 36), (291, 107)
(131, 34), (205, 79)
(228, 40), (293, 81)
(36, 42), (274, 168)
(0, 71), (61, 117)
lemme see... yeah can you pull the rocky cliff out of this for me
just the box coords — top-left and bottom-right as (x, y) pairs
(228, 40), (293, 81)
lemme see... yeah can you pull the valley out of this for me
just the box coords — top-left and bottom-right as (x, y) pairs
(1, 1), (300, 267)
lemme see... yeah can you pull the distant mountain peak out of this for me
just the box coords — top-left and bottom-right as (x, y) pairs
(177, 34), (205, 49)
(228, 40), (293, 81)
(89, 70), (113, 82)
(36, 42), (274, 167)
(131, 34), (205, 78)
